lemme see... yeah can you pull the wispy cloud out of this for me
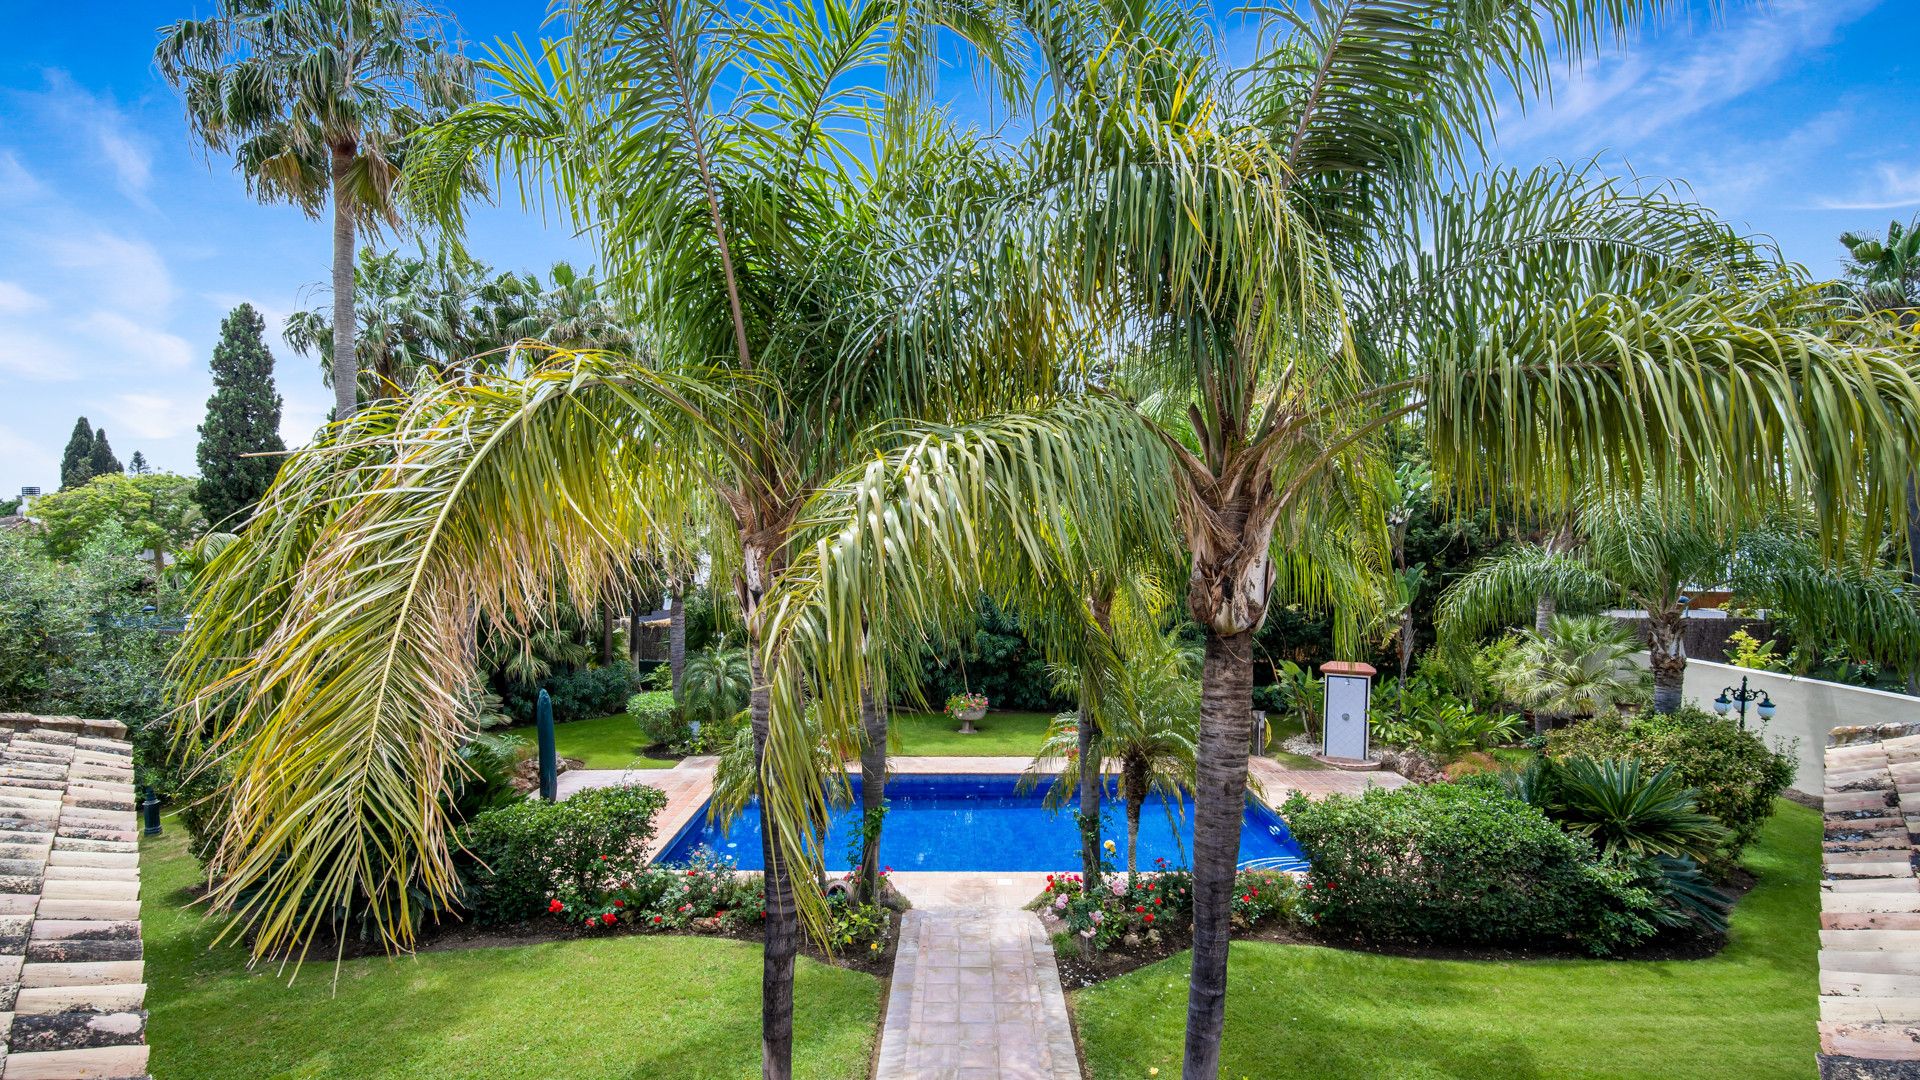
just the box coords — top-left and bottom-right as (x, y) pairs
(77, 311), (194, 372)
(42, 229), (176, 318)
(0, 282), (46, 316)
(1499, 0), (1881, 152)
(100, 392), (202, 441)
(1818, 163), (1920, 212)
(0, 323), (82, 382)
(33, 71), (153, 205)
(0, 151), (43, 204)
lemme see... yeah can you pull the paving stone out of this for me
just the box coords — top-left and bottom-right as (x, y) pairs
(17, 962), (142, 989)
(11, 985), (145, 1016)
(0, 1042), (148, 1079)
(6, 1011), (145, 1053)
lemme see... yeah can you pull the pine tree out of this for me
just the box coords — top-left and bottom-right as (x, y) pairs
(59, 417), (95, 490)
(89, 429), (123, 477)
(196, 303), (287, 527)
(128, 451), (150, 475)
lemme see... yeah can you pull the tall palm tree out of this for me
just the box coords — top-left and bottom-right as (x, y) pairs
(1440, 488), (1729, 713)
(759, 4), (1920, 1075)
(169, 2), (1027, 1076)
(157, 0), (474, 421)
(1841, 218), (1920, 316)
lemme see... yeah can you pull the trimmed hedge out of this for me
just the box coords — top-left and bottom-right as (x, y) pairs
(1544, 706), (1795, 855)
(500, 661), (640, 725)
(458, 784), (667, 925)
(1282, 781), (1663, 955)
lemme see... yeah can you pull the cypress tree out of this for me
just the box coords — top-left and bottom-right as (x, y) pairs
(196, 303), (286, 527)
(59, 417), (95, 490)
(128, 451), (150, 475)
(89, 429), (123, 477)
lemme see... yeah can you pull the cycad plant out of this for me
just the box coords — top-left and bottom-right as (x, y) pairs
(1547, 756), (1728, 863)
(680, 644), (750, 731)
(1493, 614), (1647, 728)
(760, 3), (1920, 1074)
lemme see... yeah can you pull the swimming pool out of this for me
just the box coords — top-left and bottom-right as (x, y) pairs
(656, 773), (1309, 873)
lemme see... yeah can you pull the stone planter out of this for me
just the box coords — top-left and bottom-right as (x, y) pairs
(953, 707), (986, 734)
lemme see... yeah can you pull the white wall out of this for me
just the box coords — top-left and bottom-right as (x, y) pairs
(1661, 658), (1920, 794)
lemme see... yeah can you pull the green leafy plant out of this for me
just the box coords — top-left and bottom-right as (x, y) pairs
(1547, 756), (1729, 862)
(457, 784), (666, 925)
(1374, 695), (1521, 764)
(682, 645), (750, 727)
(1545, 707), (1796, 856)
(1493, 615), (1648, 723)
(1726, 628), (1783, 671)
(627, 690), (683, 748)
(1267, 661), (1323, 739)
(1283, 781), (1668, 956)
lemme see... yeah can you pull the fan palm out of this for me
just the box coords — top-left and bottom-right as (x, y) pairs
(758, 3), (1920, 1075)
(1841, 218), (1920, 316)
(169, 2), (1031, 1076)
(156, 0), (474, 420)
(1493, 614), (1646, 726)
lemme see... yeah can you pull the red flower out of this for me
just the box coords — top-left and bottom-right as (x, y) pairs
(1240, 895), (1251, 903)
(548, 898), (565, 914)
(602, 912), (618, 925)
(613, 899), (625, 909)
(1145, 913), (1155, 924)
(1154, 898), (1163, 906)
(583, 918), (594, 928)
(599, 854), (608, 861)
(678, 904), (690, 912)
(1134, 906), (1145, 913)
(652, 915), (663, 924)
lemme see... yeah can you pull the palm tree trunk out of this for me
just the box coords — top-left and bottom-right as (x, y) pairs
(1906, 474), (1919, 695)
(747, 652), (796, 1080)
(858, 684), (887, 905)
(328, 145), (358, 421)
(628, 590), (645, 667)
(1077, 703), (1103, 887)
(1647, 610), (1687, 714)
(1124, 754), (1148, 877)
(1184, 627), (1254, 1080)
(669, 579), (687, 704)
(1534, 592), (1555, 636)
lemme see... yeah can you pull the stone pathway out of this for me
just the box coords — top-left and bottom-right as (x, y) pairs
(875, 909), (1080, 1080)
(0, 714), (147, 1080)
(1818, 728), (1920, 1077)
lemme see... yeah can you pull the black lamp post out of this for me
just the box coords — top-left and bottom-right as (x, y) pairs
(1712, 674), (1776, 731)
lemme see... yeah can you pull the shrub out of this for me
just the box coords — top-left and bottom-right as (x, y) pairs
(628, 690), (684, 746)
(458, 783), (666, 925)
(1040, 862), (1295, 950)
(1374, 694), (1521, 764)
(556, 846), (766, 933)
(1544, 706), (1795, 855)
(501, 660), (640, 725)
(1282, 781), (1666, 956)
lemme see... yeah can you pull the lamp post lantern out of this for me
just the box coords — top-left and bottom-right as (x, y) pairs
(1712, 674), (1776, 731)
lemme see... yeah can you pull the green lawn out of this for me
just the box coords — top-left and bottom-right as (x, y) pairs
(141, 824), (881, 1079)
(512, 711), (678, 770)
(1073, 798), (1820, 1080)
(890, 708), (1056, 756)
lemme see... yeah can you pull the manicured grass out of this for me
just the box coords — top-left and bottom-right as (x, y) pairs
(512, 711), (678, 770)
(890, 708), (1057, 756)
(1072, 799), (1819, 1079)
(141, 824), (882, 1079)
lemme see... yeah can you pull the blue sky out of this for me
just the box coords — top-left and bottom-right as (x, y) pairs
(0, 0), (1915, 499)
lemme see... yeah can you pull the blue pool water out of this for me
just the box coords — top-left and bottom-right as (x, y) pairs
(657, 773), (1309, 873)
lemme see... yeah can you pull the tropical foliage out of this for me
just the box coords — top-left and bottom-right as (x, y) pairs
(1492, 614), (1648, 724)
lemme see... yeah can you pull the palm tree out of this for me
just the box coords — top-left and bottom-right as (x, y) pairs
(1032, 625), (1199, 875)
(759, 4), (1920, 1075)
(1493, 614), (1646, 727)
(1440, 489), (1728, 714)
(1841, 218), (1920, 316)
(169, 3), (1025, 1077)
(157, 0), (474, 420)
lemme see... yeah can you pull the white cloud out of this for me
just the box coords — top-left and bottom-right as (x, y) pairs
(0, 323), (82, 382)
(203, 292), (299, 342)
(0, 151), (43, 204)
(1818, 163), (1920, 211)
(0, 425), (57, 492)
(100, 393), (202, 441)
(76, 311), (194, 372)
(35, 71), (152, 204)
(42, 230), (176, 318)
(0, 282), (46, 316)
(1500, 0), (1880, 152)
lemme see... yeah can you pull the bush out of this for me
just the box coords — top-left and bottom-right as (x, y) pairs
(555, 846), (766, 933)
(1040, 863), (1296, 950)
(501, 660), (640, 725)
(1283, 781), (1667, 956)
(458, 783), (667, 925)
(628, 690), (684, 746)
(1544, 706), (1796, 855)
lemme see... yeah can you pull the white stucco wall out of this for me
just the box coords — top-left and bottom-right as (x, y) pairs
(1657, 658), (1920, 794)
